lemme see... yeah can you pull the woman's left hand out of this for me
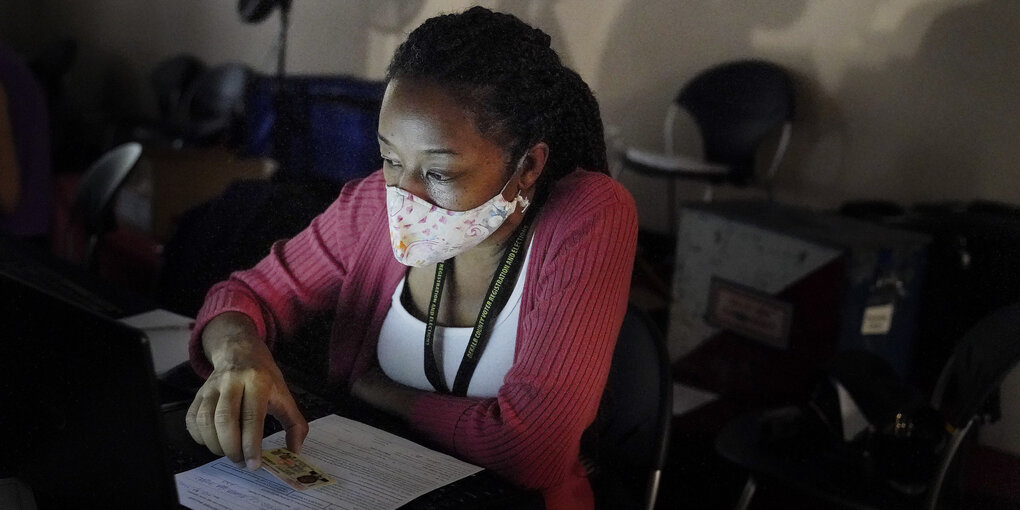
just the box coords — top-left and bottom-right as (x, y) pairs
(350, 366), (422, 420)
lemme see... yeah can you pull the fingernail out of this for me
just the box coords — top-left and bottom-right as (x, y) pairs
(233, 460), (246, 469)
(246, 458), (260, 471)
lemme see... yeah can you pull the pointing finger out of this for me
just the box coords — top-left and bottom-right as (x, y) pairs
(240, 385), (269, 470)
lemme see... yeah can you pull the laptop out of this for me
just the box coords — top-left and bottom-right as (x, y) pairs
(0, 268), (183, 509)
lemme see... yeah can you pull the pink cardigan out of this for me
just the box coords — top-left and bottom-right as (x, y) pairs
(190, 169), (637, 509)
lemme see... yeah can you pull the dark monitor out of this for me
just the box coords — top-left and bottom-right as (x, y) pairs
(0, 270), (179, 509)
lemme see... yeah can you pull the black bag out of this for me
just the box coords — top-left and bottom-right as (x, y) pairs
(826, 350), (948, 494)
(759, 350), (949, 495)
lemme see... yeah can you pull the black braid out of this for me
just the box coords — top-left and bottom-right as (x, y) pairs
(386, 6), (608, 206)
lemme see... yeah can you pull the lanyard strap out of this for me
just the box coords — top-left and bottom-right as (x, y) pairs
(423, 218), (532, 396)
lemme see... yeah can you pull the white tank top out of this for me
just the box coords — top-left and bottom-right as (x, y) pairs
(377, 249), (531, 398)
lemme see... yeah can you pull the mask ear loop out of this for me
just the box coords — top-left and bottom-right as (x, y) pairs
(516, 193), (531, 212)
(508, 155), (532, 213)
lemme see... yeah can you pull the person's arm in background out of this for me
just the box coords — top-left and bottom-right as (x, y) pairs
(0, 82), (22, 215)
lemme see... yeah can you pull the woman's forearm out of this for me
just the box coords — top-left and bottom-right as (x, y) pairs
(351, 367), (423, 420)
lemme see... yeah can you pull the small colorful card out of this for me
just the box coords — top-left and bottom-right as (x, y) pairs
(260, 448), (337, 491)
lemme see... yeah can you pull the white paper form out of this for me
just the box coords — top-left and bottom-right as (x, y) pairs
(118, 309), (194, 375)
(175, 414), (483, 510)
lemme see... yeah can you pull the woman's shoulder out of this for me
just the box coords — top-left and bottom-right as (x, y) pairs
(543, 168), (636, 218)
(340, 169), (386, 201)
(313, 169), (386, 234)
(331, 169), (387, 214)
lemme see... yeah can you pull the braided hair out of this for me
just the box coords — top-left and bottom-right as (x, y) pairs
(386, 6), (608, 206)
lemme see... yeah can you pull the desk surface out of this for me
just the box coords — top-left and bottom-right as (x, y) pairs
(161, 362), (544, 510)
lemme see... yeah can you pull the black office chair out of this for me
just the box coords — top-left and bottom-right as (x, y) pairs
(179, 63), (251, 144)
(622, 60), (794, 233)
(69, 142), (143, 271)
(586, 305), (673, 510)
(150, 54), (207, 124)
(715, 302), (1020, 510)
(127, 54), (207, 144)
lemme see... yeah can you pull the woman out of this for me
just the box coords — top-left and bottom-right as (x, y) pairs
(185, 7), (637, 509)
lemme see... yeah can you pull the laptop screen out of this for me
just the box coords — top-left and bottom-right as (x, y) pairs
(0, 270), (179, 509)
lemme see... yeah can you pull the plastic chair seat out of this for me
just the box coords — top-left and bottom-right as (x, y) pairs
(624, 147), (730, 178)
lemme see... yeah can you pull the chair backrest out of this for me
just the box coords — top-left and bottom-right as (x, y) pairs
(588, 305), (673, 510)
(150, 54), (206, 122)
(70, 142), (143, 268)
(924, 302), (1020, 510)
(186, 63), (249, 121)
(931, 302), (1020, 429)
(673, 59), (794, 184)
(166, 63), (249, 144)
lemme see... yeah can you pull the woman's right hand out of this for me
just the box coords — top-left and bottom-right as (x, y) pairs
(184, 312), (308, 470)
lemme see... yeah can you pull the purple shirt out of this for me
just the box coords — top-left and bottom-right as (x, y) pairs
(0, 43), (51, 238)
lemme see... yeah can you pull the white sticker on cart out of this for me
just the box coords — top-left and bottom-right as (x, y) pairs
(861, 303), (895, 335)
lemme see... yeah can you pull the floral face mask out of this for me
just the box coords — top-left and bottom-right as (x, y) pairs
(386, 176), (530, 267)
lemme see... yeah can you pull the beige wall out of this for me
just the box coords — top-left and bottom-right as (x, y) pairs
(5, 0), (1015, 228)
(2, 0), (1018, 453)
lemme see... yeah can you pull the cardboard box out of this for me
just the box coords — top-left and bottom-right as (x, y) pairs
(669, 201), (930, 401)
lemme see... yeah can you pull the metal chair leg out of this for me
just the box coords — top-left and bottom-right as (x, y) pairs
(645, 468), (663, 510)
(734, 476), (757, 510)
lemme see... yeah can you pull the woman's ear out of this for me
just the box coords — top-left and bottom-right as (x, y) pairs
(518, 142), (548, 194)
